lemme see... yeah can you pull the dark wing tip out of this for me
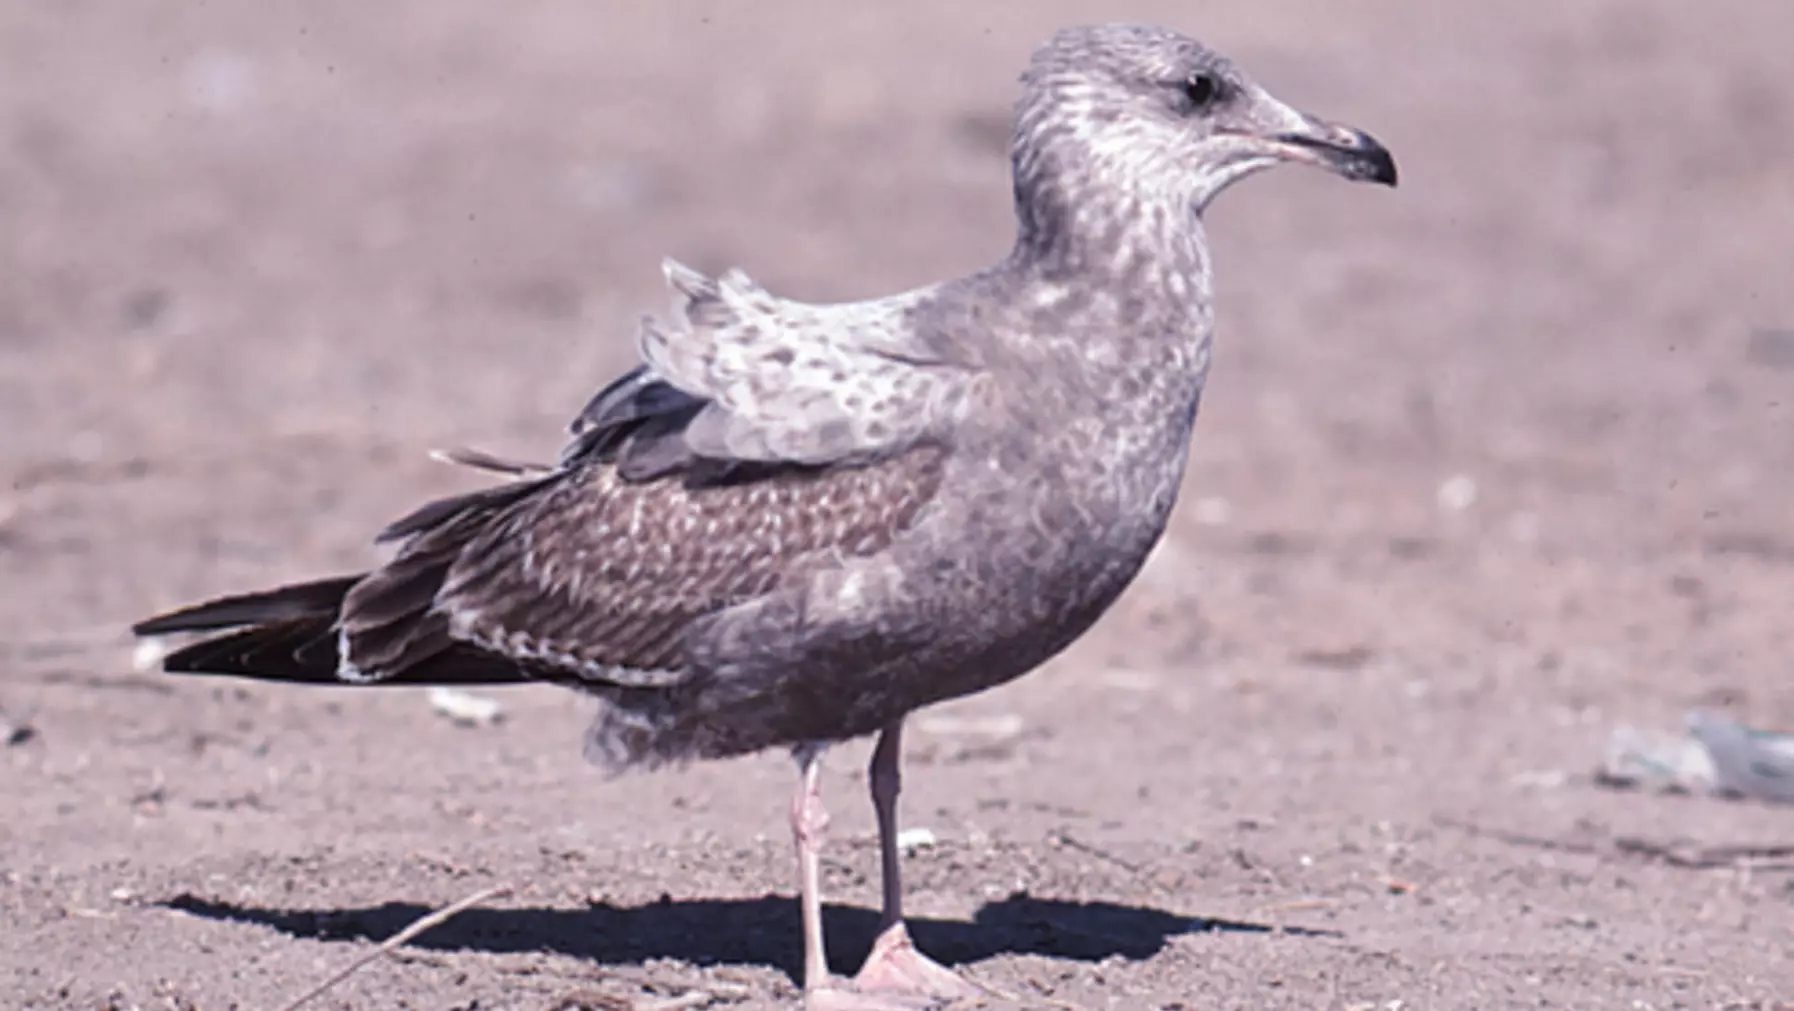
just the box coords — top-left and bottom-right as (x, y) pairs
(132, 611), (183, 636)
(374, 478), (549, 545)
(560, 365), (708, 474)
(132, 576), (361, 637)
(155, 619), (345, 682)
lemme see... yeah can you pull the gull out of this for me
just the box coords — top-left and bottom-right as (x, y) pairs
(134, 22), (1395, 1009)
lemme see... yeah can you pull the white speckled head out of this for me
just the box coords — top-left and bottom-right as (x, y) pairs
(1013, 24), (1396, 223)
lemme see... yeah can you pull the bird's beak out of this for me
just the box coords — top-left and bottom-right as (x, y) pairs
(1267, 117), (1398, 187)
(1219, 91), (1399, 188)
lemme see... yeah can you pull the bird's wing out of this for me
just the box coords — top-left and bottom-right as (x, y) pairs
(580, 259), (970, 470)
(141, 261), (965, 689)
(346, 262), (971, 687)
(339, 442), (948, 687)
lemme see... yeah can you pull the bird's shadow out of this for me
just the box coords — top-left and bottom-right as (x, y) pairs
(163, 890), (1336, 981)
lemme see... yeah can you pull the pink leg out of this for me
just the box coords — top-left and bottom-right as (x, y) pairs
(792, 744), (832, 995)
(851, 720), (984, 1000)
(791, 743), (941, 1011)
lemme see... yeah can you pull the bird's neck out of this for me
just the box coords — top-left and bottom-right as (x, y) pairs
(1008, 153), (1212, 306)
(1001, 149), (1217, 448)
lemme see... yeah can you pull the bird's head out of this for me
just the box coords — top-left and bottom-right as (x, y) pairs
(1015, 24), (1397, 214)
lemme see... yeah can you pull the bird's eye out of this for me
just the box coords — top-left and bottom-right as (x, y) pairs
(1182, 73), (1221, 109)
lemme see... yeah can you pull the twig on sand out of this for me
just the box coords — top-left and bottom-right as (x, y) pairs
(1048, 828), (1144, 874)
(275, 883), (513, 1011)
(547, 982), (750, 1011)
(1439, 816), (1794, 871)
(1433, 817), (1604, 858)
(635, 993), (720, 1011)
(1613, 837), (1794, 870)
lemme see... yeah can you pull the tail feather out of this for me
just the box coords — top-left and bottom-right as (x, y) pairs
(136, 573), (544, 687)
(132, 576), (361, 635)
(160, 618), (345, 682)
(135, 576), (358, 683)
(157, 617), (538, 686)
(136, 464), (572, 689)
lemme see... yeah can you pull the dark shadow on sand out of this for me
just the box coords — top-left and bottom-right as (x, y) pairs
(163, 890), (1338, 981)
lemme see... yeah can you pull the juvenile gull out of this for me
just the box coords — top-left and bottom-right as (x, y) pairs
(134, 23), (1395, 1009)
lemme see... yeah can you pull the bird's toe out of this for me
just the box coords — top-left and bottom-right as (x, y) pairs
(851, 922), (985, 1001)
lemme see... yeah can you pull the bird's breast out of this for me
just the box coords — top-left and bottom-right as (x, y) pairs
(918, 389), (1197, 618)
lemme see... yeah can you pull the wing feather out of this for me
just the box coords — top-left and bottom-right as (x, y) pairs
(385, 445), (946, 683)
(139, 261), (961, 692)
(632, 259), (971, 466)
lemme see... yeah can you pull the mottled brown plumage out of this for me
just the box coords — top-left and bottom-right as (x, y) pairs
(133, 24), (1396, 1006)
(143, 367), (950, 701)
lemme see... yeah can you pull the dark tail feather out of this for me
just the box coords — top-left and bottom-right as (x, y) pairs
(157, 618), (536, 686)
(133, 576), (361, 635)
(136, 574), (542, 687)
(133, 576), (359, 682)
(137, 472), (565, 687)
(160, 618), (345, 682)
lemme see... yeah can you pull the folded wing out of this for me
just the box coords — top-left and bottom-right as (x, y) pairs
(138, 262), (968, 690)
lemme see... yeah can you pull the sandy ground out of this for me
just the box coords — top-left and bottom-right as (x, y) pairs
(4, 2), (1794, 1008)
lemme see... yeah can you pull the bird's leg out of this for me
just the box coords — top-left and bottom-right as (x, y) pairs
(794, 743), (938, 1011)
(851, 719), (984, 1000)
(871, 720), (906, 934)
(792, 742), (833, 995)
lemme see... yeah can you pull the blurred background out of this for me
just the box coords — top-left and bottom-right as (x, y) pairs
(3, 2), (1791, 1008)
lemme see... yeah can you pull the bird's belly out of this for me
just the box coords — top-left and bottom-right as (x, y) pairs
(921, 504), (1170, 691)
(671, 439), (1191, 755)
(852, 450), (1186, 707)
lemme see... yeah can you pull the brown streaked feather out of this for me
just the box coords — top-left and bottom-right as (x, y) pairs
(375, 474), (549, 544)
(138, 262), (953, 692)
(339, 472), (554, 678)
(142, 440), (949, 689)
(368, 442), (948, 682)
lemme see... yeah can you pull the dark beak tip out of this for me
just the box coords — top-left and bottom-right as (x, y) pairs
(1274, 128), (1398, 188)
(1349, 130), (1398, 188)
(1368, 150), (1399, 188)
